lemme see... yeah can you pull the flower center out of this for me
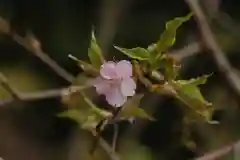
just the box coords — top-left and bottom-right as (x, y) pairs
(108, 78), (122, 87)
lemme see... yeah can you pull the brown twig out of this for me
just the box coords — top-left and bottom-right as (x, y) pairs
(0, 73), (21, 99)
(91, 130), (120, 160)
(168, 41), (202, 61)
(185, 0), (240, 99)
(195, 140), (239, 160)
(185, 0), (240, 159)
(0, 86), (87, 106)
(0, 18), (121, 160)
(11, 33), (74, 83)
(0, 6), (236, 159)
(0, 84), (120, 160)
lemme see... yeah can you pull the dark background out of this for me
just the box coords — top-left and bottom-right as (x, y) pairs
(0, 0), (239, 159)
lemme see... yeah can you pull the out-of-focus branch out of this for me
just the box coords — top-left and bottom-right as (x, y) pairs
(0, 73), (21, 99)
(0, 17), (120, 160)
(195, 141), (237, 160)
(202, 0), (221, 17)
(185, 0), (240, 159)
(98, 0), (134, 55)
(0, 80), (120, 160)
(185, 0), (240, 99)
(0, 84), (120, 160)
(91, 130), (120, 160)
(0, 85), (87, 106)
(11, 33), (74, 83)
(168, 41), (202, 61)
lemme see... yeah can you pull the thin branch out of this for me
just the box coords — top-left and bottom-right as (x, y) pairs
(0, 83), (121, 160)
(0, 74), (120, 160)
(91, 130), (120, 160)
(185, 0), (240, 159)
(185, 0), (240, 99)
(99, 136), (120, 160)
(11, 33), (74, 83)
(0, 13), (228, 160)
(0, 86), (87, 106)
(0, 73), (21, 99)
(168, 41), (202, 61)
(0, 17), (120, 160)
(112, 124), (119, 152)
(195, 141), (239, 160)
(0, 84), (120, 160)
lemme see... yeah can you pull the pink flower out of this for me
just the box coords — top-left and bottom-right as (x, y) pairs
(92, 60), (136, 107)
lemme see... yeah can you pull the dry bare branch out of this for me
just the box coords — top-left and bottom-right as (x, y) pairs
(185, 0), (240, 159)
(12, 33), (74, 83)
(0, 73), (21, 99)
(0, 17), (120, 160)
(185, 0), (240, 98)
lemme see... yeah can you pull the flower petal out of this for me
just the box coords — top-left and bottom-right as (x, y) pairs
(105, 87), (127, 107)
(120, 77), (136, 97)
(115, 60), (132, 78)
(92, 77), (110, 95)
(100, 61), (118, 79)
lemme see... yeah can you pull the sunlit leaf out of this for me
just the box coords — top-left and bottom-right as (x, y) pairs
(58, 109), (85, 126)
(58, 91), (112, 130)
(81, 114), (104, 130)
(151, 13), (192, 64)
(177, 74), (211, 86)
(88, 31), (105, 69)
(114, 46), (150, 61)
(176, 74), (212, 104)
(134, 108), (155, 120)
(119, 94), (154, 121)
(156, 13), (192, 54)
(58, 109), (105, 130)
(170, 74), (214, 122)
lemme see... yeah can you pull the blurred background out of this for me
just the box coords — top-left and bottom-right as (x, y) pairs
(0, 0), (240, 159)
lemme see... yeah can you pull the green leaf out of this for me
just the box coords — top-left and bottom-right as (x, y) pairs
(155, 13), (193, 56)
(58, 109), (84, 124)
(88, 31), (105, 69)
(175, 74), (212, 104)
(170, 75), (214, 122)
(177, 74), (212, 86)
(58, 109), (106, 130)
(119, 94), (154, 121)
(59, 91), (112, 130)
(133, 108), (155, 121)
(114, 46), (150, 61)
